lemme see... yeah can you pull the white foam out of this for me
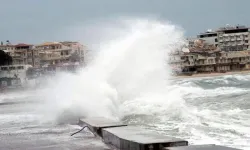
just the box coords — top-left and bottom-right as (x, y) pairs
(37, 18), (185, 122)
(25, 17), (249, 149)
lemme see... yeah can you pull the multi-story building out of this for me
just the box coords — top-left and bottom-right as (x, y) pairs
(217, 25), (249, 51)
(0, 44), (28, 65)
(36, 41), (86, 66)
(14, 43), (31, 65)
(181, 49), (250, 73)
(60, 41), (86, 64)
(197, 25), (249, 51)
(0, 43), (40, 67)
(181, 50), (219, 73)
(36, 42), (67, 66)
(0, 41), (86, 68)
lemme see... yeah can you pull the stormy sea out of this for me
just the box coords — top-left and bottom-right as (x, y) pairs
(0, 19), (249, 149)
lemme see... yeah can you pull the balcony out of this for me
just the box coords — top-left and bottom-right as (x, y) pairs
(217, 59), (230, 64)
(243, 32), (249, 36)
(183, 62), (195, 66)
(197, 55), (206, 59)
(41, 54), (71, 61)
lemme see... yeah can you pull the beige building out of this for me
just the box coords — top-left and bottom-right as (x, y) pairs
(181, 49), (250, 73)
(181, 51), (218, 73)
(0, 43), (39, 67)
(36, 41), (86, 66)
(216, 50), (250, 71)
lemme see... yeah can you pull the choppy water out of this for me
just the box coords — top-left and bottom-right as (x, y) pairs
(123, 74), (250, 149)
(0, 18), (249, 149)
(0, 74), (249, 149)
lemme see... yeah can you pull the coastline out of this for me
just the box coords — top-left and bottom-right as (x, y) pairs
(175, 70), (250, 79)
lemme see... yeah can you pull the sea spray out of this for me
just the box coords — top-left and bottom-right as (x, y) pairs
(36, 18), (186, 123)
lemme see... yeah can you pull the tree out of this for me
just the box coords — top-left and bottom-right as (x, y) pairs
(0, 50), (12, 65)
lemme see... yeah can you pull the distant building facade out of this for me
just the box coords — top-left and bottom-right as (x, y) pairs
(196, 25), (250, 52)
(0, 40), (86, 68)
(0, 43), (39, 67)
(181, 38), (250, 74)
(217, 25), (249, 51)
(36, 41), (86, 67)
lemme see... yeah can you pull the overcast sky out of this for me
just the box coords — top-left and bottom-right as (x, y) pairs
(0, 0), (250, 44)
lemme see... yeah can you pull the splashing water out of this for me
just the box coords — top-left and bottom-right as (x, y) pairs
(29, 18), (249, 149)
(37, 18), (185, 123)
(1, 18), (249, 149)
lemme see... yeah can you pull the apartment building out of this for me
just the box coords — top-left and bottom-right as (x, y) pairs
(60, 41), (86, 63)
(36, 41), (86, 66)
(181, 50), (219, 73)
(181, 49), (250, 73)
(36, 42), (67, 66)
(217, 25), (249, 51)
(197, 25), (250, 51)
(217, 50), (250, 71)
(0, 43), (40, 67)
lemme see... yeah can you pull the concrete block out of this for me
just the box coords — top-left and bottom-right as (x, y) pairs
(102, 126), (188, 150)
(78, 117), (127, 137)
(163, 144), (242, 150)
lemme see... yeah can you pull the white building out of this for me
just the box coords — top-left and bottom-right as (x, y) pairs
(197, 25), (249, 51)
(217, 25), (249, 51)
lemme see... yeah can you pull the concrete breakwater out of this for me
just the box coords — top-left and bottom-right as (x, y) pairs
(73, 117), (241, 150)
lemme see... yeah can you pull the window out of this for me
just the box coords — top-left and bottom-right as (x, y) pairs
(9, 66), (15, 70)
(215, 38), (218, 42)
(17, 66), (24, 70)
(1, 67), (8, 71)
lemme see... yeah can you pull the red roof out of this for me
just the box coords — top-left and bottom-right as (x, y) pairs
(15, 43), (33, 47)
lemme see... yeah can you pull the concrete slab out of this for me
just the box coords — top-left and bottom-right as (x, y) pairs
(163, 145), (242, 150)
(102, 126), (188, 150)
(0, 133), (111, 150)
(78, 117), (127, 137)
